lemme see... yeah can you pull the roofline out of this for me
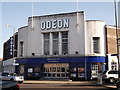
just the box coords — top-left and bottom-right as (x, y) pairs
(86, 20), (105, 22)
(28, 11), (84, 19)
(18, 26), (28, 30)
(105, 25), (120, 29)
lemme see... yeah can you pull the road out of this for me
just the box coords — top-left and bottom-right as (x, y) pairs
(19, 80), (117, 90)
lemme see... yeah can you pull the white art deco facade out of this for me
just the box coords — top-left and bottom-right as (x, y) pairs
(13, 11), (107, 80)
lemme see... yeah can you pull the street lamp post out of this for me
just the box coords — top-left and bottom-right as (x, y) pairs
(6, 25), (15, 73)
(114, 0), (120, 77)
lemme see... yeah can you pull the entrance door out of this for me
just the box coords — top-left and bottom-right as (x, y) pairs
(44, 63), (69, 78)
(91, 63), (99, 79)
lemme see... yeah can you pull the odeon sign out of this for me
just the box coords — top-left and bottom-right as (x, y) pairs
(41, 19), (69, 30)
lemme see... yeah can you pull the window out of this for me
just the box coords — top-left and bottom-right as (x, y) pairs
(53, 32), (59, 55)
(44, 64), (69, 78)
(57, 67), (61, 72)
(78, 67), (85, 72)
(78, 67), (85, 78)
(53, 67), (56, 72)
(62, 32), (68, 54)
(112, 71), (118, 74)
(70, 67), (76, 72)
(93, 37), (100, 53)
(20, 41), (23, 56)
(91, 63), (99, 77)
(44, 33), (50, 55)
(28, 68), (33, 73)
(20, 65), (24, 75)
(34, 67), (40, 72)
(111, 62), (117, 70)
(70, 73), (76, 78)
(62, 67), (65, 72)
(78, 73), (85, 78)
(2, 73), (9, 76)
(44, 67), (49, 72)
(27, 68), (33, 77)
(108, 71), (114, 74)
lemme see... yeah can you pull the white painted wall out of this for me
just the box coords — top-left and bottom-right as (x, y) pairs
(18, 12), (106, 57)
(27, 19), (42, 56)
(67, 12), (85, 55)
(107, 54), (118, 71)
(18, 26), (28, 57)
(18, 12), (86, 57)
(85, 20), (106, 56)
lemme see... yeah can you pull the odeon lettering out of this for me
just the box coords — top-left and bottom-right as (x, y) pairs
(41, 19), (69, 30)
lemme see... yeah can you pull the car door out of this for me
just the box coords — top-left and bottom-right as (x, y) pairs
(2, 73), (9, 80)
(114, 71), (119, 78)
(2, 73), (7, 80)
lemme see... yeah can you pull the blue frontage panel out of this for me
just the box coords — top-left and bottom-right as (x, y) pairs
(16, 56), (105, 80)
(16, 56), (105, 64)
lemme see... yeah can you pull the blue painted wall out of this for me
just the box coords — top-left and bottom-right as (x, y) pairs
(16, 56), (105, 80)
(16, 56), (105, 64)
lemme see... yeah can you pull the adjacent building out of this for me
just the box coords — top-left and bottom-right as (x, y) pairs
(3, 11), (119, 80)
(3, 32), (18, 73)
(105, 25), (120, 71)
(0, 58), (3, 72)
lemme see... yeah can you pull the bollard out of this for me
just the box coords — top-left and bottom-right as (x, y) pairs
(97, 73), (102, 85)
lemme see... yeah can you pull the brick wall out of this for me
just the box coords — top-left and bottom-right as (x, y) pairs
(105, 26), (117, 54)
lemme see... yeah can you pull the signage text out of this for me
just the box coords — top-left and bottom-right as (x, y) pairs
(41, 19), (69, 30)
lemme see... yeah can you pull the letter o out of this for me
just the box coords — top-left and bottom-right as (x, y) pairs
(41, 21), (46, 30)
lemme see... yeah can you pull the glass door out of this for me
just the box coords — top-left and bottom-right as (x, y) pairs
(44, 63), (69, 78)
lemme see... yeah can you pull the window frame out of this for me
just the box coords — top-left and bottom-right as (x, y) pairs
(20, 41), (23, 57)
(61, 31), (68, 54)
(53, 32), (59, 55)
(43, 33), (50, 55)
(93, 37), (100, 54)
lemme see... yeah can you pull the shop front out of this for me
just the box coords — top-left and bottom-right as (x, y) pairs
(15, 56), (105, 80)
(44, 63), (69, 78)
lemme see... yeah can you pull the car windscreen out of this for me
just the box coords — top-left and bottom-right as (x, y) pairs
(2, 73), (9, 76)
(10, 73), (18, 76)
(108, 71), (118, 74)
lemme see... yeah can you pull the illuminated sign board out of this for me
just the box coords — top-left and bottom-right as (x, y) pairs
(10, 37), (13, 55)
(41, 19), (69, 30)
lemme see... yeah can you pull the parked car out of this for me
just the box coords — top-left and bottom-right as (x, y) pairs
(0, 72), (24, 83)
(1, 81), (20, 90)
(102, 70), (118, 83)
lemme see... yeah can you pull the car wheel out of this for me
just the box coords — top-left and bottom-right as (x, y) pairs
(10, 78), (14, 81)
(18, 81), (23, 84)
(109, 78), (115, 83)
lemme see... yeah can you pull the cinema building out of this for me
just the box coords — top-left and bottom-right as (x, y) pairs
(3, 11), (119, 80)
(10, 11), (107, 80)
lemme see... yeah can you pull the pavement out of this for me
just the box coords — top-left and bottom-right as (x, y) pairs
(22, 80), (117, 89)
(23, 80), (94, 84)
